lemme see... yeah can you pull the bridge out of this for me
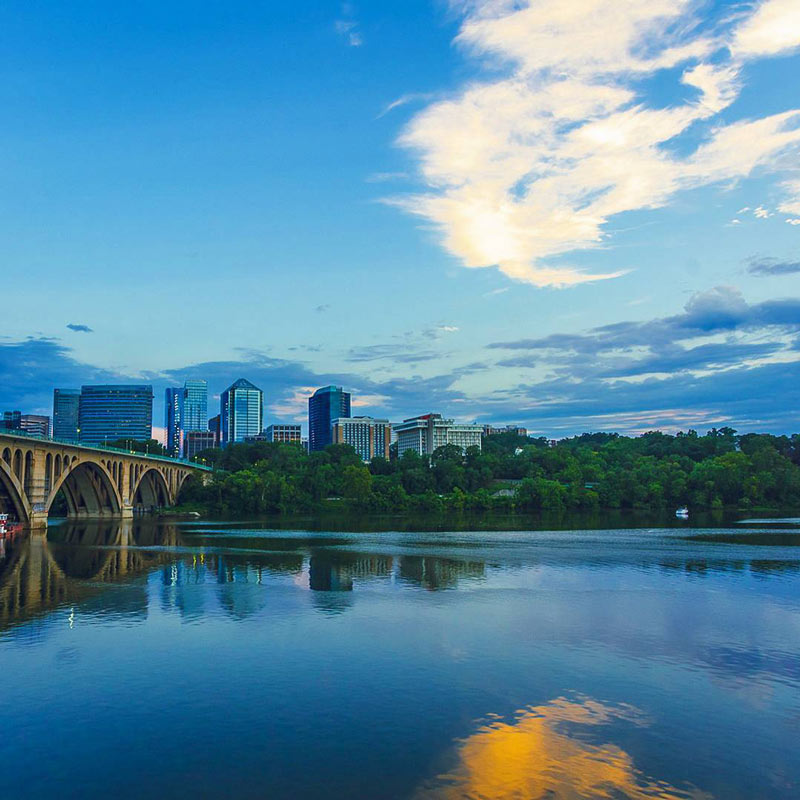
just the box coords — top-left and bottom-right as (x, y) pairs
(0, 432), (210, 528)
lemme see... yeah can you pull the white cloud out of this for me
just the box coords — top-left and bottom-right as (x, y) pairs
(754, 205), (772, 218)
(335, 17), (362, 47)
(732, 0), (800, 57)
(392, 0), (800, 287)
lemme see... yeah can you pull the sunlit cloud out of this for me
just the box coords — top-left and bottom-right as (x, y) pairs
(392, 0), (800, 287)
(415, 696), (708, 799)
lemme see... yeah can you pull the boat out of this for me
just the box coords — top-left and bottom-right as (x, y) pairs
(0, 513), (23, 538)
(675, 506), (689, 519)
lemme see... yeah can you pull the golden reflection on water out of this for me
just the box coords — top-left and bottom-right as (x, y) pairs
(416, 697), (709, 800)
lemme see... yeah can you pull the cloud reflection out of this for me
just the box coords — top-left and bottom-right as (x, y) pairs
(416, 696), (709, 799)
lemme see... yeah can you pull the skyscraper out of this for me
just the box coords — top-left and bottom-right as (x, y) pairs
(53, 389), (80, 441)
(165, 387), (183, 458)
(220, 379), (263, 445)
(2, 410), (21, 431)
(308, 386), (351, 452)
(78, 385), (154, 446)
(182, 379), (208, 432)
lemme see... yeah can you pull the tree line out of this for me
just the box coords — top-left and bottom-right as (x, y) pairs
(176, 427), (800, 516)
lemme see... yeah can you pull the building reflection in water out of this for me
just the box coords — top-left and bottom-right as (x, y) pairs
(415, 696), (708, 800)
(399, 555), (485, 591)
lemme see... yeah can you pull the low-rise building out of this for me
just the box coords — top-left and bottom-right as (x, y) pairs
(20, 414), (51, 438)
(483, 424), (528, 437)
(331, 416), (391, 462)
(394, 413), (482, 458)
(264, 424), (302, 444)
(185, 430), (218, 460)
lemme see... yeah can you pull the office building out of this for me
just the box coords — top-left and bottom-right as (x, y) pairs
(220, 378), (263, 445)
(78, 385), (154, 446)
(394, 413), (483, 458)
(184, 430), (218, 460)
(53, 389), (80, 441)
(165, 388), (183, 458)
(208, 414), (221, 446)
(2, 410), (21, 431)
(264, 424), (302, 443)
(332, 417), (391, 462)
(308, 385), (351, 452)
(182, 380), (208, 432)
(20, 414), (51, 438)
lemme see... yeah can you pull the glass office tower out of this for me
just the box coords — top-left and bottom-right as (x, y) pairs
(182, 379), (208, 432)
(78, 385), (154, 445)
(308, 385), (351, 452)
(53, 389), (80, 441)
(165, 387), (183, 457)
(220, 378), (263, 445)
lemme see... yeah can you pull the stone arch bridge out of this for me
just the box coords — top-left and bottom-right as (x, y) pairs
(0, 432), (210, 528)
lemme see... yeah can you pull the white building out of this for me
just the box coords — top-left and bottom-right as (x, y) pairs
(394, 414), (482, 458)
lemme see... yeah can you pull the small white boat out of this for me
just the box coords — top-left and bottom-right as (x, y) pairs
(675, 506), (689, 519)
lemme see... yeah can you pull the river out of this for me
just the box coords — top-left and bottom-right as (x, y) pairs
(1, 516), (798, 798)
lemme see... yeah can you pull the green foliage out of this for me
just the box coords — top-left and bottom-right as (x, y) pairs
(177, 430), (800, 516)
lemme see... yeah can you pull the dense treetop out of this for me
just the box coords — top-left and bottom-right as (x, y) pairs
(178, 428), (800, 516)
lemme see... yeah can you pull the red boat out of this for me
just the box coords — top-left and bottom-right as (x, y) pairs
(0, 513), (23, 538)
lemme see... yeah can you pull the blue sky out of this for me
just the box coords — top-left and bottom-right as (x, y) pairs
(2, 0), (799, 435)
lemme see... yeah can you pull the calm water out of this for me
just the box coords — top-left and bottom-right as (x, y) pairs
(1, 518), (799, 799)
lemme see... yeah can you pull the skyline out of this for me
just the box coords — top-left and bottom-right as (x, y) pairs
(3, 0), (800, 436)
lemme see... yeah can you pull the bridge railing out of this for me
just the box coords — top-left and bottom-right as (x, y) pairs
(0, 430), (213, 470)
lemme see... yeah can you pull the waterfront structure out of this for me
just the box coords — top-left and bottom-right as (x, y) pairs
(53, 389), (80, 441)
(394, 414), (483, 457)
(78, 385), (154, 446)
(332, 417), (391, 462)
(220, 379), (263, 445)
(483, 424), (528, 437)
(184, 430), (217, 460)
(308, 386), (351, 452)
(253, 424), (302, 444)
(165, 388), (183, 458)
(182, 380), (208, 432)
(20, 415), (51, 438)
(0, 430), (208, 528)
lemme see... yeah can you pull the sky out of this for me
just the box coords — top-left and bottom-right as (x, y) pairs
(1, 0), (799, 436)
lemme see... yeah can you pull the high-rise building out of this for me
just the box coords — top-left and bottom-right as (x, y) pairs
(53, 389), (80, 441)
(20, 414), (51, 438)
(208, 414), (221, 446)
(394, 413), (483, 458)
(332, 417), (391, 462)
(184, 430), (218, 460)
(182, 380), (208, 432)
(2, 410), (21, 431)
(78, 385), (154, 446)
(165, 388), (183, 458)
(220, 379), (263, 445)
(308, 385), (351, 452)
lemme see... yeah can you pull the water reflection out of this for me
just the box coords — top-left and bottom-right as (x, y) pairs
(416, 697), (708, 800)
(1, 521), (799, 798)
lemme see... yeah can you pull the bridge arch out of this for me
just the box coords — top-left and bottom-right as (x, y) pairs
(0, 457), (31, 522)
(132, 467), (172, 510)
(46, 458), (123, 519)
